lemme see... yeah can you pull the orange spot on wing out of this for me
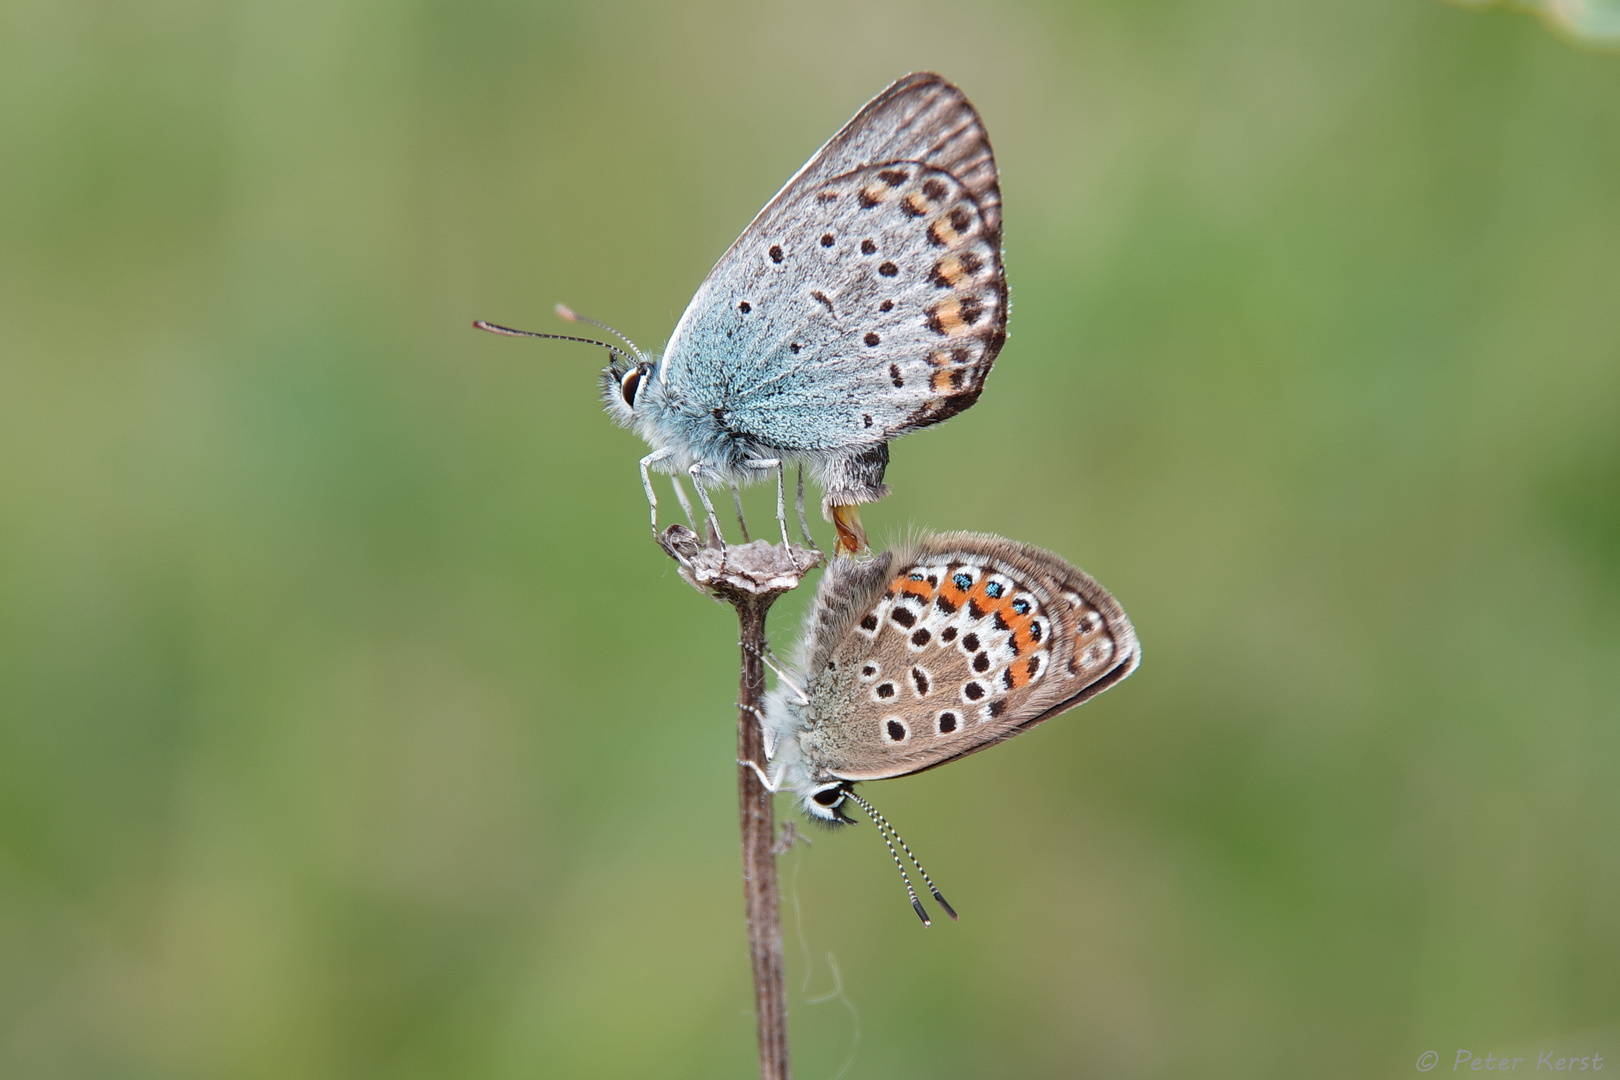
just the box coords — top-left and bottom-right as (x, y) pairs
(928, 217), (961, 248)
(890, 576), (936, 602)
(938, 572), (970, 609)
(928, 299), (966, 336)
(964, 578), (1041, 659)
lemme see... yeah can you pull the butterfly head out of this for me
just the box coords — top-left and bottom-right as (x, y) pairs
(600, 353), (655, 429)
(804, 781), (856, 825)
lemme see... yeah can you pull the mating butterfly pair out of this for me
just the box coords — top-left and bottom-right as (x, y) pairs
(480, 74), (1139, 923)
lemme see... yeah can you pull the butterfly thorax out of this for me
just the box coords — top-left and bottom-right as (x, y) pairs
(761, 687), (853, 823)
(631, 369), (782, 477)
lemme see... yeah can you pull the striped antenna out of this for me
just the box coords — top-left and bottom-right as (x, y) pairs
(844, 789), (958, 925)
(554, 304), (648, 364)
(471, 320), (637, 369)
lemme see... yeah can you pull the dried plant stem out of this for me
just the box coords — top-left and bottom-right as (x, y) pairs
(735, 593), (790, 1080)
(655, 525), (819, 1080)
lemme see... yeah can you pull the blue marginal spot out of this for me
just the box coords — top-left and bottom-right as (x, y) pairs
(952, 573), (972, 590)
(1011, 598), (1031, 615)
(984, 581), (1004, 599)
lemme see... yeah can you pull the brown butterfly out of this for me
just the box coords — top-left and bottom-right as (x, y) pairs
(757, 532), (1140, 923)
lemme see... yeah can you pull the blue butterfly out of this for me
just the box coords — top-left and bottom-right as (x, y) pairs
(479, 72), (1007, 554)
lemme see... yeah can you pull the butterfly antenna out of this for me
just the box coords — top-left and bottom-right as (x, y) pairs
(554, 303), (648, 364)
(471, 321), (637, 368)
(852, 796), (931, 927)
(845, 789), (958, 923)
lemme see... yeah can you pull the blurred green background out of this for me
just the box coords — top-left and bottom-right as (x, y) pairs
(3, 0), (1619, 1077)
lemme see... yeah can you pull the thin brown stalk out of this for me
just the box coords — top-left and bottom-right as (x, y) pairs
(656, 525), (820, 1080)
(735, 593), (790, 1080)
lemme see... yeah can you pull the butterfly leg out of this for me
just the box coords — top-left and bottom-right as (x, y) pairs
(737, 702), (777, 758)
(688, 462), (727, 547)
(638, 448), (676, 536)
(738, 758), (784, 794)
(795, 465), (820, 552)
(730, 484), (752, 542)
(744, 639), (809, 704)
(666, 471), (699, 530)
(744, 457), (792, 549)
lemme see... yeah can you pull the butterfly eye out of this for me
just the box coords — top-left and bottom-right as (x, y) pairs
(812, 787), (844, 807)
(620, 366), (645, 407)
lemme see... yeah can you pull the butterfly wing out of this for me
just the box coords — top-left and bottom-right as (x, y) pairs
(661, 74), (1007, 451)
(797, 534), (1139, 782)
(712, 72), (1001, 293)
